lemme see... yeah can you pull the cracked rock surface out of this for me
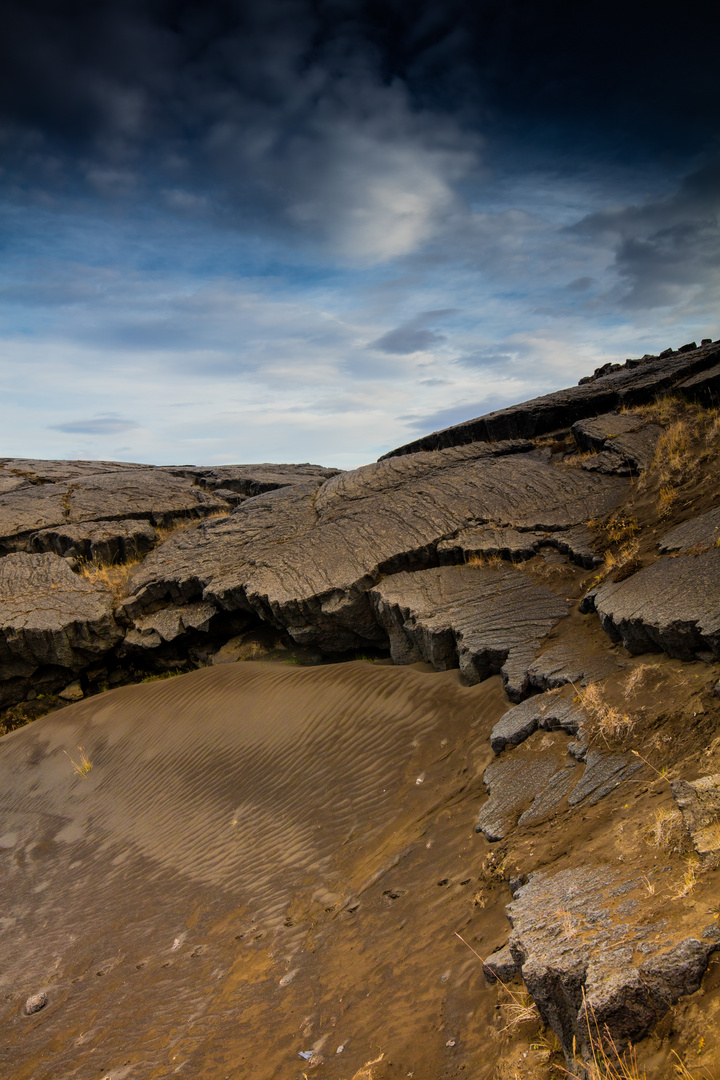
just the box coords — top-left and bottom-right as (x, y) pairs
(369, 564), (569, 698)
(507, 866), (720, 1065)
(0, 552), (121, 674)
(594, 550), (720, 659)
(126, 444), (622, 654)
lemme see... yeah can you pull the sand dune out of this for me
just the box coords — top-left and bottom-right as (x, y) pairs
(1, 661), (508, 1080)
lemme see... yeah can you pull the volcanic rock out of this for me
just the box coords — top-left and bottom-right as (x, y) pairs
(482, 944), (518, 985)
(0, 467), (230, 553)
(0, 553), (122, 678)
(29, 518), (159, 563)
(126, 444), (623, 656)
(507, 865), (720, 1064)
(164, 462), (341, 495)
(490, 691), (584, 754)
(672, 773), (720, 855)
(382, 340), (720, 458)
(571, 412), (662, 475)
(476, 737), (577, 841)
(368, 564), (569, 698)
(594, 550), (720, 659)
(659, 507), (720, 553)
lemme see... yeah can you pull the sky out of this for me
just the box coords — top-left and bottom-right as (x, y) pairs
(1, 1), (719, 469)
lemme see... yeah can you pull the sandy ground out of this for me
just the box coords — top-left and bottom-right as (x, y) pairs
(1, 660), (522, 1080)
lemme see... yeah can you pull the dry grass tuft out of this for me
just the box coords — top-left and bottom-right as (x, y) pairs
(671, 1048), (718, 1078)
(79, 556), (144, 604)
(63, 745), (93, 777)
(558, 994), (648, 1080)
(671, 855), (700, 899)
(76, 511), (229, 604)
(647, 806), (684, 848)
(624, 663), (662, 697)
(465, 550), (504, 567)
(574, 681), (634, 742)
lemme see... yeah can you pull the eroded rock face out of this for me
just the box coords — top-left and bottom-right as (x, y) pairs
(382, 340), (720, 458)
(369, 565), (569, 698)
(126, 445), (623, 655)
(506, 866), (720, 1065)
(437, 524), (600, 568)
(571, 412), (662, 475)
(594, 551), (720, 659)
(29, 519), (158, 563)
(0, 553), (122, 675)
(672, 774), (720, 854)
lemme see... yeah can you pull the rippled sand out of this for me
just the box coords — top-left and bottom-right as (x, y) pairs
(1, 661), (511, 1080)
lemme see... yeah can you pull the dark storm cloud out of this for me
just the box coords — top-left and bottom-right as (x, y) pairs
(370, 309), (455, 354)
(572, 158), (720, 309)
(2, 0), (718, 254)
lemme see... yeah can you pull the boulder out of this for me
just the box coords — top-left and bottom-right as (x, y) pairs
(368, 565), (569, 698)
(0, 553), (122, 675)
(507, 866), (720, 1064)
(381, 340), (720, 458)
(594, 551), (720, 659)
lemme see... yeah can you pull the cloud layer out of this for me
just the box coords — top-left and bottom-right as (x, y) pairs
(0, 1), (718, 466)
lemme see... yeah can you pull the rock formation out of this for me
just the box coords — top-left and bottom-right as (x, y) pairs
(3, 337), (720, 1078)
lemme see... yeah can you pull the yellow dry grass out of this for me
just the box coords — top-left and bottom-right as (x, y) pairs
(671, 855), (700, 899)
(78, 555), (145, 604)
(647, 806), (684, 848)
(76, 510), (229, 603)
(574, 681), (633, 742)
(63, 745), (93, 777)
(624, 663), (662, 697)
(465, 550), (504, 567)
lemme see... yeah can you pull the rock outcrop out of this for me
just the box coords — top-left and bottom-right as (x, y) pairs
(369, 564), (569, 699)
(0, 552), (122, 705)
(592, 550), (720, 660)
(382, 338), (720, 458)
(571, 412), (662, 475)
(506, 866), (720, 1066)
(124, 444), (623, 657)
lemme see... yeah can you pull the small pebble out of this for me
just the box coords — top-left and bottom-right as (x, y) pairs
(24, 992), (48, 1015)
